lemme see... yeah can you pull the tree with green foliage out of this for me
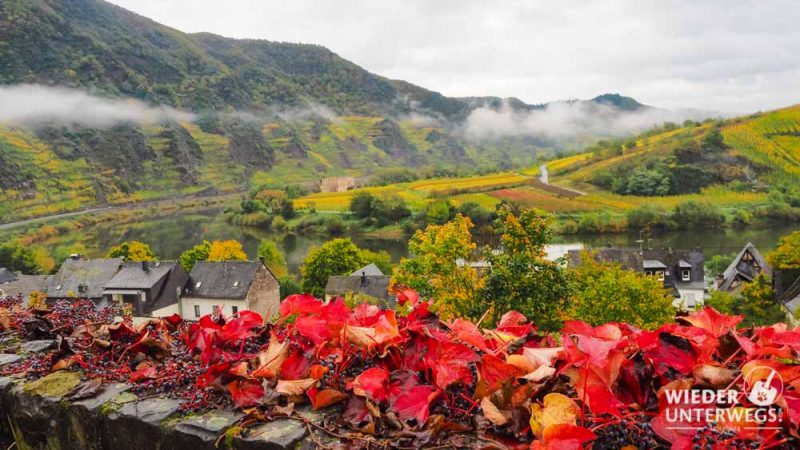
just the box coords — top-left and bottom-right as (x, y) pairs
(180, 241), (212, 271)
(300, 238), (390, 297)
(626, 204), (671, 231)
(707, 274), (787, 327)
(769, 231), (800, 269)
(279, 199), (296, 220)
(479, 207), (572, 330)
(108, 241), (155, 262)
(257, 240), (287, 277)
(349, 192), (376, 219)
(392, 215), (483, 318)
(706, 253), (735, 277)
(671, 201), (725, 229)
(623, 167), (671, 196)
(0, 242), (42, 275)
(568, 252), (675, 329)
(425, 200), (454, 225)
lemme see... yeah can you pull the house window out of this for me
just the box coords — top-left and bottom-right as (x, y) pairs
(682, 269), (691, 281)
(195, 281), (202, 289)
(656, 271), (665, 282)
(232, 306), (239, 317)
(194, 305), (200, 318)
(212, 305), (220, 316)
(233, 281), (239, 287)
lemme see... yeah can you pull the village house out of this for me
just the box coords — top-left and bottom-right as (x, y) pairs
(46, 257), (124, 306)
(716, 243), (772, 294)
(181, 260), (281, 320)
(325, 263), (395, 308)
(568, 247), (707, 309)
(319, 176), (369, 193)
(103, 261), (188, 318)
(0, 268), (50, 304)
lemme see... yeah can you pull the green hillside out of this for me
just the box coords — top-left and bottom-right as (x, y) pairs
(0, 0), (651, 222)
(549, 105), (800, 195)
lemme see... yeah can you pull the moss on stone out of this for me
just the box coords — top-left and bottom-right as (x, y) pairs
(222, 425), (244, 449)
(23, 370), (81, 397)
(99, 391), (138, 415)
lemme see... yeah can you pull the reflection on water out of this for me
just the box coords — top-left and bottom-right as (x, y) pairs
(38, 206), (800, 275)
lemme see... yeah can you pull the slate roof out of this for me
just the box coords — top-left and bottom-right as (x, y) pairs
(719, 243), (772, 292)
(104, 261), (187, 315)
(643, 259), (668, 270)
(325, 275), (391, 301)
(186, 261), (263, 300)
(0, 268), (17, 284)
(0, 275), (50, 305)
(47, 258), (123, 300)
(350, 263), (384, 277)
(104, 261), (174, 290)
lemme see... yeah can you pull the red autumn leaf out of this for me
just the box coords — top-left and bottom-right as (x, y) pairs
(129, 362), (157, 383)
(477, 353), (522, 395)
(307, 387), (348, 410)
(393, 286), (419, 307)
(427, 341), (479, 389)
(228, 378), (264, 408)
(640, 331), (698, 376)
(350, 367), (389, 402)
(448, 318), (489, 351)
(576, 366), (624, 417)
(677, 306), (743, 338)
(537, 424), (596, 450)
(279, 294), (322, 317)
(108, 321), (138, 340)
(569, 334), (622, 368)
(163, 314), (183, 327)
(197, 361), (231, 387)
(295, 315), (333, 345)
(389, 384), (440, 425)
(280, 347), (313, 380)
(219, 310), (263, 343)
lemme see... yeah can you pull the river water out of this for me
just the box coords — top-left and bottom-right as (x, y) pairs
(30, 207), (800, 274)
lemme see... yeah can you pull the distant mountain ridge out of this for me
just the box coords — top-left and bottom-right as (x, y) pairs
(0, 0), (679, 222)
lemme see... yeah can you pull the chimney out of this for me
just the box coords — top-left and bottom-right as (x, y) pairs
(360, 271), (367, 287)
(142, 260), (149, 272)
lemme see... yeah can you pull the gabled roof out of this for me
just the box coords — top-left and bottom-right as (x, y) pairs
(104, 261), (175, 290)
(0, 268), (17, 284)
(47, 258), (123, 299)
(643, 259), (667, 270)
(187, 261), (264, 300)
(0, 275), (50, 304)
(719, 243), (772, 291)
(350, 263), (384, 277)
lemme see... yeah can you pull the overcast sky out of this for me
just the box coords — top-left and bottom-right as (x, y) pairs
(107, 0), (800, 114)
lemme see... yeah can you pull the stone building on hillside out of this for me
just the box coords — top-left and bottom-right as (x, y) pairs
(320, 176), (369, 193)
(181, 260), (280, 320)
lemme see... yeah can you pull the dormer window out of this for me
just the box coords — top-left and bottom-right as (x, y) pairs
(233, 281), (239, 287)
(682, 269), (691, 281)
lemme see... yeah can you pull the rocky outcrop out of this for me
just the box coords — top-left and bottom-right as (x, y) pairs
(0, 371), (327, 450)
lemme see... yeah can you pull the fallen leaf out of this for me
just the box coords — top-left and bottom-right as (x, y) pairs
(530, 393), (579, 437)
(481, 396), (508, 426)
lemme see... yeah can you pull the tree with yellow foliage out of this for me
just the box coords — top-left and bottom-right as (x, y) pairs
(391, 215), (484, 319)
(769, 231), (800, 269)
(207, 240), (248, 262)
(107, 241), (155, 262)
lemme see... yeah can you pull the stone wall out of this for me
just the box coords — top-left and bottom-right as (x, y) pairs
(0, 368), (327, 450)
